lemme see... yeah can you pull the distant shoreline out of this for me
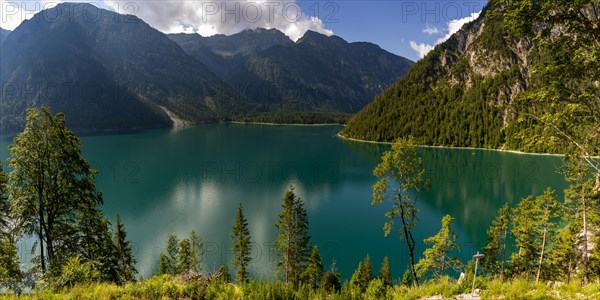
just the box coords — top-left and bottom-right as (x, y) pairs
(336, 133), (565, 157)
(230, 121), (345, 127)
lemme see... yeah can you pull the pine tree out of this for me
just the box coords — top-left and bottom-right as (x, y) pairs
(401, 268), (412, 287)
(321, 257), (341, 293)
(7, 107), (103, 272)
(378, 256), (392, 287)
(178, 238), (193, 274)
(483, 203), (510, 278)
(189, 230), (203, 274)
(511, 188), (561, 282)
(547, 222), (580, 283)
(415, 214), (462, 280)
(158, 233), (180, 275)
(274, 186), (311, 288)
(304, 246), (323, 289)
(372, 137), (429, 287)
(113, 215), (136, 283)
(231, 203), (252, 284)
(350, 255), (373, 292)
(562, 155), (598, 284)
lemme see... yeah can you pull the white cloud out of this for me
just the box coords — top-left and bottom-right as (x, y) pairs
(409, 41), (434, 59)
(1, 0), (333, 41)
(437, 11), (481, 44)
(409, 11), (481, 59)
(422, 25), (440, 35)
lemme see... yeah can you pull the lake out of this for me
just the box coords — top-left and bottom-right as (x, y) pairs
(1, 124), (567, 280)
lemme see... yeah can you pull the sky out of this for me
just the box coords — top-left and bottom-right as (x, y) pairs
(0, 0), (488, 61)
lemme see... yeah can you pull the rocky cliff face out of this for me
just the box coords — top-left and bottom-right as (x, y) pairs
(341, 4), (539, 149)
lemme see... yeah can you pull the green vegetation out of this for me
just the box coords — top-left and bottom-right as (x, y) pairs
(372, 137), (430, 287)
(415, 215), (462, 280)
(341, 0), (599, 159)
(1, 1), (598, 298)
(231, 203), (252, 284)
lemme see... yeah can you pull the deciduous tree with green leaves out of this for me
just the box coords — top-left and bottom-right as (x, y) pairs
(231, 203), (252, 284)
(372, 137), (429, 287)
(0, 163), (21, 286)
(8, 107), (104, 272)
(415, 215), (462, 280)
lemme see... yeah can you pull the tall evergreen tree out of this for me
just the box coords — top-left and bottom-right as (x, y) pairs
(372, 137), (429, 287)
(274, 186), (311, 288)
(231, 203), (252, 284)
(350, 254), (373, 292)
(178, 238), (193, 274)
(158, 233), (180, 275)
(304, 246), (323, 289)
(547, 221), (580, 283)
(378, 256), (392, 287)
(415, 215), (462, 279)
(7, 107), (102, 272)
(562, 155), (599, 284)
(483, 203), (510, 278)
(511, 188), (562, 282)
(189, 230), (203, 274)
(113, 215), (136, 283)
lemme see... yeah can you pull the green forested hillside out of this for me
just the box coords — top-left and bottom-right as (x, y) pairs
(340, 3), (584, 154)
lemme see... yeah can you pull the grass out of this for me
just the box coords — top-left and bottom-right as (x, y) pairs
(2, 276), (600, 299)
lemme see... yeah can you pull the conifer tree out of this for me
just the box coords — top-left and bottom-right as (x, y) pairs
(178, 238), (193, 274)
(416, 215), (462, 279)
(274, 186), (311, 287)
(158, 233), (180, 275)
(378, 256), (392, 287)
(304, 246), (323, 289)
(511, 188), (561, 282)
(350, 255), (373, 292)
(189, 230), (203, 274)
(113, 215), (136, 283)
(483, 203), (510, 278)
(231, 203), (252, 284)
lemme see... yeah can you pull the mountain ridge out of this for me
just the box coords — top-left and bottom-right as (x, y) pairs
(169, 29), (414, 114)
(340, 3), (544, 151)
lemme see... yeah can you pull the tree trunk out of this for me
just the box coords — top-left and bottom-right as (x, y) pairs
(582, 193), (589, 285)
(500, 225), (508, 280)
(400, 204), (419, 287)
(536, 227), (547, 283)
(38, 198), (46, 272)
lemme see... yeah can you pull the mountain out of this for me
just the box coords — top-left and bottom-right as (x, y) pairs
(0, 28), (9, 43)
(169, 29), (414, 114)
(0, 3), (252, 132)
(169, 28), (293, 80)
(340, 4), (537, 150)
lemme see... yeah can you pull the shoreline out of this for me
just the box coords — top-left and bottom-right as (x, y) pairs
(336, 133), (566, 157)
(230, 121), (345, 127)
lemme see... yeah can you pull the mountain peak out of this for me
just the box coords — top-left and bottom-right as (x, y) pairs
(297, 30), (346, 45)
